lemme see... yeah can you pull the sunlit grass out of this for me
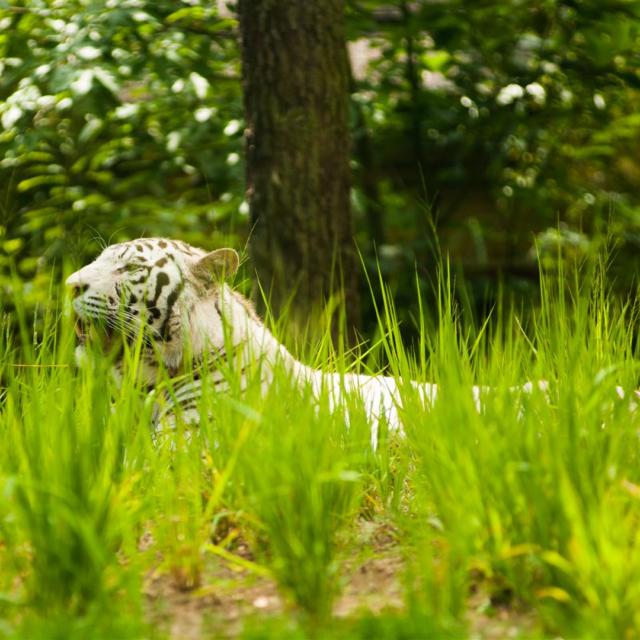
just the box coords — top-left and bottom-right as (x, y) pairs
(0, 262), (639, 638)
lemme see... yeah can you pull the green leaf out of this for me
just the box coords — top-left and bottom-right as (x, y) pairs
(422, 50), (451, 72)
(17, 175), (68, 192)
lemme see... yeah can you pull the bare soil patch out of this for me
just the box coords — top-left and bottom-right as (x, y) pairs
(143, 521), (537, 639)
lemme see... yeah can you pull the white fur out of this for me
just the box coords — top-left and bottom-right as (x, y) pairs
(185, 286), (559, 447)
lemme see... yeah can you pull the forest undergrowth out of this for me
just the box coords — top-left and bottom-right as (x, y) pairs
(0, 264), (639, 639)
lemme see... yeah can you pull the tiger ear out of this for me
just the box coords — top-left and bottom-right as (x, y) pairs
(192, 248), (239, 284)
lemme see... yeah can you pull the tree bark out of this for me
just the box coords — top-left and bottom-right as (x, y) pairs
(237, 0), (359, 335)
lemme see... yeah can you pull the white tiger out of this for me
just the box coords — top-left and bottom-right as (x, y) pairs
(66, 238), (638, 445)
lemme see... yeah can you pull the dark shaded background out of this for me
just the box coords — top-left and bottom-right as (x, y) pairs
(1, 0), (639, 333)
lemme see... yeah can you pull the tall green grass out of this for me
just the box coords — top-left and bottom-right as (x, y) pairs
(0, 261), (638, 638)
(372, 262), (640, 638)
(0, 298), (144, 637)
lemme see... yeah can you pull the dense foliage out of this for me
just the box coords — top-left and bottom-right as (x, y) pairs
(0, 0), (245, 310)
(346, 0), (640, 303)
(2, 0), (640, 317)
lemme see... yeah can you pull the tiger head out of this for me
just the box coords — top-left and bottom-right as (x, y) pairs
(66, 238), (239, 362)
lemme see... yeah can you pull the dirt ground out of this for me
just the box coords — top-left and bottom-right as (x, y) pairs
(142, 520), (537, 639)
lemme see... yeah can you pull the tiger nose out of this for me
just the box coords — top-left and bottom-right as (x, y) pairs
(68, 283), (89, 299)
(71, 284), (89, 298)
(65, 272), (89, 297)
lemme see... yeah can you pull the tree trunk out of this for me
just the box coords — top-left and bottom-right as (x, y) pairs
(237, 0), (359, 336)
